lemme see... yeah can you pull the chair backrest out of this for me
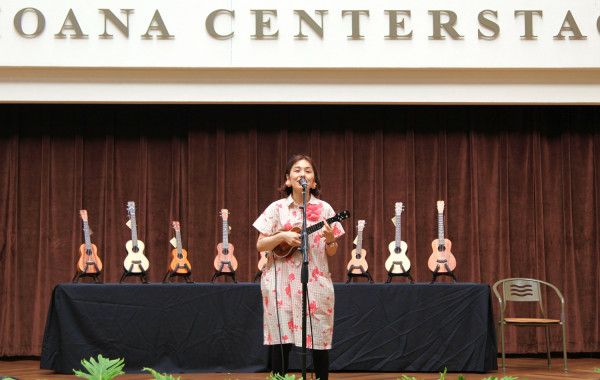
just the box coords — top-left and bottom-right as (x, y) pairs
(492, 278), (565, 321)
(503, 278), (541, 302)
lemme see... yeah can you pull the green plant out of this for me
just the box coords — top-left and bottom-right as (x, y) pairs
(439, 368), (448, 380)
(143, 367), (181, 380)
(267, 373), (312, 380)
(73, 354), (125, 380)
(398, 372), (524, 380)
(594, 367), (600, 373)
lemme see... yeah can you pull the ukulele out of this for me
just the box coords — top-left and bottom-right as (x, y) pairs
(76, 210), (103, 274)
(427, 200), (456, 273)
(347, 220), (368, 274)
(257, 251), (269, 271)
(214, 209), (238, 272)
(385, 202), (411, 274)
(124, 201), (150, 273)
(169, 221), (192, 273)
(272, 210), (351, 258)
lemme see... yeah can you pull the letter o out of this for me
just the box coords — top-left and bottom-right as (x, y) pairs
(14, 8), (46, 37)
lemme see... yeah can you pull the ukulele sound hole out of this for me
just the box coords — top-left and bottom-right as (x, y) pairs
(222, 248), (229, 255)
(437, 245), (445, 252)
(395, 247), (401, 253)
(133, 246), (139, 253)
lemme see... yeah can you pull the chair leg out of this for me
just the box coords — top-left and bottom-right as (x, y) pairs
(499, 323), (506, 371)
(562, 324), (568, 372)
(544, 326), (551, 368)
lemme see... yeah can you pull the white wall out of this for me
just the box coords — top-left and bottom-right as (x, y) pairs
(1, 0), (600, 103)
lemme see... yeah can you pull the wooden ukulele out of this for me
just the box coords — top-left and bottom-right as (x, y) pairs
(123, 201), (150, 273)
(427, 200), (456, 274)
(76, 210), (103, 274)
(347, 220), (368, 274)
(214, 209), (238, 273)
(257, 251), (269, 271)
(385, 202), (411, 274)
(272, 210), (350, 258)
(169, 221), (191, 274)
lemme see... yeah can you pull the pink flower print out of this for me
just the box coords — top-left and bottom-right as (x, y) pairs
(306, 203), (323, 221)
(267, 332), (272, 344)
(264, 296), (269, 308)
(289, 273), (295, 281)
(309, 301), (321, 321)
(284, 221), (292, 231)
(285, 284), (291, 297)
(312, 267), (324, 280)
(288, 318), (298, 331)
(292, 211), (297, 217)
(333, 224), (341, 236)
(306, 335), (313, 349)
(282, 335), (288, 342)
(313, 234), (320, 245)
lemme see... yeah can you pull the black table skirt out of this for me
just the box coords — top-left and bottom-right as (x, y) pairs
(41, 283), (497, 374)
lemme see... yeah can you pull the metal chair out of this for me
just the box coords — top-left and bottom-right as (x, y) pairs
(492, 278), (567, 372)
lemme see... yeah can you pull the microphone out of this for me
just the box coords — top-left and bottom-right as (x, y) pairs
(299, 178), (308, 188)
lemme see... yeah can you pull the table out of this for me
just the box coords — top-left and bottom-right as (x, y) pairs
(41, 283), (497, 373)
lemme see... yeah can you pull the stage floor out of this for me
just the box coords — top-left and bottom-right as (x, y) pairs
(1, 357), (598, 380)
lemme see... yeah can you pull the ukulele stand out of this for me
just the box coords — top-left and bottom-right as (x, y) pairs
(345, 265), (373, 283)
(385, 262), (414, 284)
(163, 264), (193, 283)
(212, 261), (238, 283)
(430, 263), (457, 284)
(72, 263), (103, 284)
(120, 263), (149, 283)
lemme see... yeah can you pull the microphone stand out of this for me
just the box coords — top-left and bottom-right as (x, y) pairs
(299, 181), (309, 380)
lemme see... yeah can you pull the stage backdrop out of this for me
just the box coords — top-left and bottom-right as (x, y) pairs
(0, 104), (598, 358)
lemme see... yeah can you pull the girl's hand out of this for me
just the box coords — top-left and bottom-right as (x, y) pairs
(281, 230), (302, 247)
(320, 220), (335, 244)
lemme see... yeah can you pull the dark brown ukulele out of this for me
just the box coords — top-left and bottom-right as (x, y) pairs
(271, 210), (350, 258)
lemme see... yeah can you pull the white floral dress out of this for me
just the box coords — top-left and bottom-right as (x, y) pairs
(253, 195), (345, 350)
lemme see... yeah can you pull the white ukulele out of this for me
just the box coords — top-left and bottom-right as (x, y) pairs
(385, 202), (412, 276)
(123, 201), (149, 274)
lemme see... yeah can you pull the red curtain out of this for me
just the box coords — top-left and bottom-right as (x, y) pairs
(0, 104), (598, 356)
